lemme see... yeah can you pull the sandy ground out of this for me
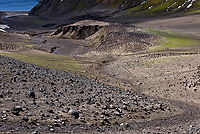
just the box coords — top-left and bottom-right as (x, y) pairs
(132, 13), (200, 35)
(100, 54), (200, 104)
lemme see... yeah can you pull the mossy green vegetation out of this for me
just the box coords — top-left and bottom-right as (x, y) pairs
(15, 42), (35, 48)
(146, 29), (200, 53)
(142, 56), (179, 66)
(185, 9), (200, 14)
(30, 0), (200, 18)
(124, 0), (200, 17)
(0, 51), (84, 75)
(25, 16), (47, 25)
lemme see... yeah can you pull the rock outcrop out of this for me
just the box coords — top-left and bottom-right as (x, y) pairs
(51, 20), (109, 39)
(51, 20), (159, 55)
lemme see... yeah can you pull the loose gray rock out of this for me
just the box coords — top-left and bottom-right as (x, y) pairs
(69, 109), (79, 119)
(54, 123), (61, 127)
(63, 107), (70, 113)
(27, 90), (35, 98)
(23, 115), (29, 122)
(0, 94), (3, 98)
(32, 130), (38, 134)
(48, 109), (54, 113)
(13, 106), (23, 112)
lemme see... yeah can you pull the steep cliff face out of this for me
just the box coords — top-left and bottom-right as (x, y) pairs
(29, 0), (200, 19)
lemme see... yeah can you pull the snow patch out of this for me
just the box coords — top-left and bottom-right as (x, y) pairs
(141, 1), (146, 5)
(166, 2), (176, 11)
(0, 29), (6, 32)
(0, 24), (10, 32)
(120, 0), (127, 8)
(187, 0), (195, 8)
(148, 6), (153, 9)
(171, 0), (195, 11)
(0, 25), (9, 29)
(5, 13), (28, 18)
(167, 2), (177, 9)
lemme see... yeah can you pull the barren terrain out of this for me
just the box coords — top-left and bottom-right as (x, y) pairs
(132, 13), (200, 35)
(0, 12), (200, 133)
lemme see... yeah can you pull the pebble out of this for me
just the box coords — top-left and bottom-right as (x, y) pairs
(68, 109), (79, 119)
(23, 116), (29, 122)
(32, 130), (38, 134)
(13, 106), (23, 112)
(27, 90), (35, 99)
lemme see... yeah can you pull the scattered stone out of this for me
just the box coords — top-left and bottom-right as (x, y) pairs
(48, 109), (54, 113)
(23, 116), (29, 122)
(12, 110), (19, 116)
(68, 109), (79, 119)
(114, 111), (122, 116)
(49, 127), (55, 132)
(32, 130), (38, 134)
(63, 107), (70, 113)
(27, 90), (35, 99)
(0, 55), (193, 133)
(0, 94), (3, 98)
(54, 123), (61, 127)
(13, 106), (23, 112)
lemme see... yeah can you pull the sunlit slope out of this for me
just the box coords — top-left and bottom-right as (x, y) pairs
(126, 0), (200, 17)
(29, 0), (200, 18)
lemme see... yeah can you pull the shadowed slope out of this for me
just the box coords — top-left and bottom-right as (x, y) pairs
(29, 0), (200, 20)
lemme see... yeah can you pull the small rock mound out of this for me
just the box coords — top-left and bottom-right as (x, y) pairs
(51, 20), (109, 39)
(87, 24), (158, 54)
(51, 20), (159, 55)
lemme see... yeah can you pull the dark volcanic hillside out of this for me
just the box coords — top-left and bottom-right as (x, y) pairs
(0, 11), (6, 19)
(29, 0), (200, 20)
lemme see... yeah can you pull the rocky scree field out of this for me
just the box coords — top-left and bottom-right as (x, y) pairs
(0, 54), (182, 133)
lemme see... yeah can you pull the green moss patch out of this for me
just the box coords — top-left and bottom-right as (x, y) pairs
(0, 52), (83, 74)
(142, 56), (179, 66)
(15, 42), (35, 48)
(124, 0), (200, 17)
(146, 29), (200, 53)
